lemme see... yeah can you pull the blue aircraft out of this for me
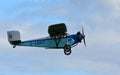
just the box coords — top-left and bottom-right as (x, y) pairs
(7, 23), (86, 55)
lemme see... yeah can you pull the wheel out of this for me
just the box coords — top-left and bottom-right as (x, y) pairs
(64, 45), (71, 55)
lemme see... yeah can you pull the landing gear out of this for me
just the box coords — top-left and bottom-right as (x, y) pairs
(64, 45), (71, 55)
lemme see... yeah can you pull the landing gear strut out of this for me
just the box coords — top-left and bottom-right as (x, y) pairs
(64, 45), (71, 55)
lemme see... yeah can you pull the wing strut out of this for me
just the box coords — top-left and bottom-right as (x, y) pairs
(54, 36), (61, 47)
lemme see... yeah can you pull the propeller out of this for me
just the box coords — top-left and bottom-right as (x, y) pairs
(82, 26), (86, 47)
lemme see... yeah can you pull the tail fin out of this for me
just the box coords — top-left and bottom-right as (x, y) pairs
(7, 31), (21, 45)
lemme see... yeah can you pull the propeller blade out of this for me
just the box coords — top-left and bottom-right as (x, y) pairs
(82, 26), (84, 35)
(83, 37), (86, 47)
(82, 26), (86, 47)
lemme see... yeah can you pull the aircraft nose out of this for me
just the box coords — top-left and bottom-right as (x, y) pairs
(76, 32), (82, 42)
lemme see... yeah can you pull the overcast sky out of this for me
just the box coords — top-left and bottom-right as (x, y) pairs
(0, 0), (120, 75)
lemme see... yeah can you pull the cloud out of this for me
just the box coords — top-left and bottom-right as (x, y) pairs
(87, 30), (120, 46)
(61, 59), (120, 74)
(0, 0), (120, 75)
(4, 0), (69, 18)
(0, 55), (119, 75)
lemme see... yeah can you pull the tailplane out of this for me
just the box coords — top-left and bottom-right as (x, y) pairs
(7, 31), (21, 45)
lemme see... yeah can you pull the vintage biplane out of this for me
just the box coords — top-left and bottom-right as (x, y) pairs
(7, 23), (86, 55)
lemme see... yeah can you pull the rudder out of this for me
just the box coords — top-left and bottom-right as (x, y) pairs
(7, 31), (21, 45)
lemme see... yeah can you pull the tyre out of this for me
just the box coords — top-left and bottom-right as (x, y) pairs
(63, 45), (71, 55)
